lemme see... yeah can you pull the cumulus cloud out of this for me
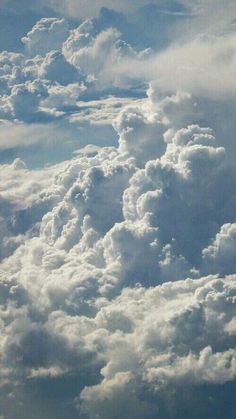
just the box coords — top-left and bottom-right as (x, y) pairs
(9, 81), (47, 121)
(0, 17), (148, 126)
(38, 50), (80, 85)
(78, 275), (236, 418)
(0, 5), (236, 419)
(116, 103), (166, 166)
(1, 84), (236, 417)
(63, 22), (150, 89)
(42, 82), (86, 111)
(22, 18), (69, 57)
(0, 158), (63, 259)
(202, 223), (236, 275)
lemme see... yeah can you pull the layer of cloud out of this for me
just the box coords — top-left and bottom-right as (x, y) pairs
(0, 17), (149, 136)
(1, 84), (236, 417)
(0, 5), (236, 419)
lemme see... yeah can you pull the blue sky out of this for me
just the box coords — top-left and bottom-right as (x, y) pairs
(0, 1), (236, 418)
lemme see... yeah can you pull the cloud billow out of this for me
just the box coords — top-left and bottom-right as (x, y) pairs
(0, 5), (236, 419)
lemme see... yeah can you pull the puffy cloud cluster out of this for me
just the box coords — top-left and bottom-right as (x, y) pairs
(38, 50), (80, 85)
(1, 79), (236, 417)
(0, 20), (83, 123)
(79, 275), (236, 419)
(1, 6), (236, 419)
(0, 265), (235, 417)
(63, 22), (151, 89)
(202, 223), (236, 275)
(0, 16), (150, 130)
(0, 158), (63, 260)
(21, 18), (69, 57)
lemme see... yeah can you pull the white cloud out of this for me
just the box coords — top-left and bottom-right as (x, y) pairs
(116, 103), (166, 166)
(79, 275), (236, 418)
(71, 97), (145, 125)
(202, 223), (236, 275)
(0, 7), (236, 419)
(42, 83), (85, 110)
(63, 23), (150, 89)
(112, 31), (236, 100)
(22, 18), (69, 57)
(0, 18), (148, 125)
(38, 50), (80, 85)
(0, 158), (64, 259)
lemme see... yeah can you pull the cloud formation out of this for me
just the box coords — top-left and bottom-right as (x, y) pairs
(22, 18), (69, 57)
(1, 81), (236, 417)
(0, 6), (236, 419)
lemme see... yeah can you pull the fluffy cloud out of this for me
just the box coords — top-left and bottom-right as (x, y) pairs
(1, 72), (236, 416)
(122, 124), (236, 268)
(0, 17), (148, 126)
(9, 81), (47, 121)
(202, 223), (236, 275)
(0, 267), (235, 418)
(78, 275), (236, 418)
(0, 158), (63, 259)
(1, 89), (236, 418)
(1, 6), (236, 419)
(22, 18), (69, 57)
(38, 50), (80, 85)
(63, 22), (150, 89)
(112, 30), (236, 100)
(116, 103), (166, 166)
(42, 82), (85, 111)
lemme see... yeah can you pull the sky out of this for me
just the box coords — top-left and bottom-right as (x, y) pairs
(0, 1), (236, 418)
